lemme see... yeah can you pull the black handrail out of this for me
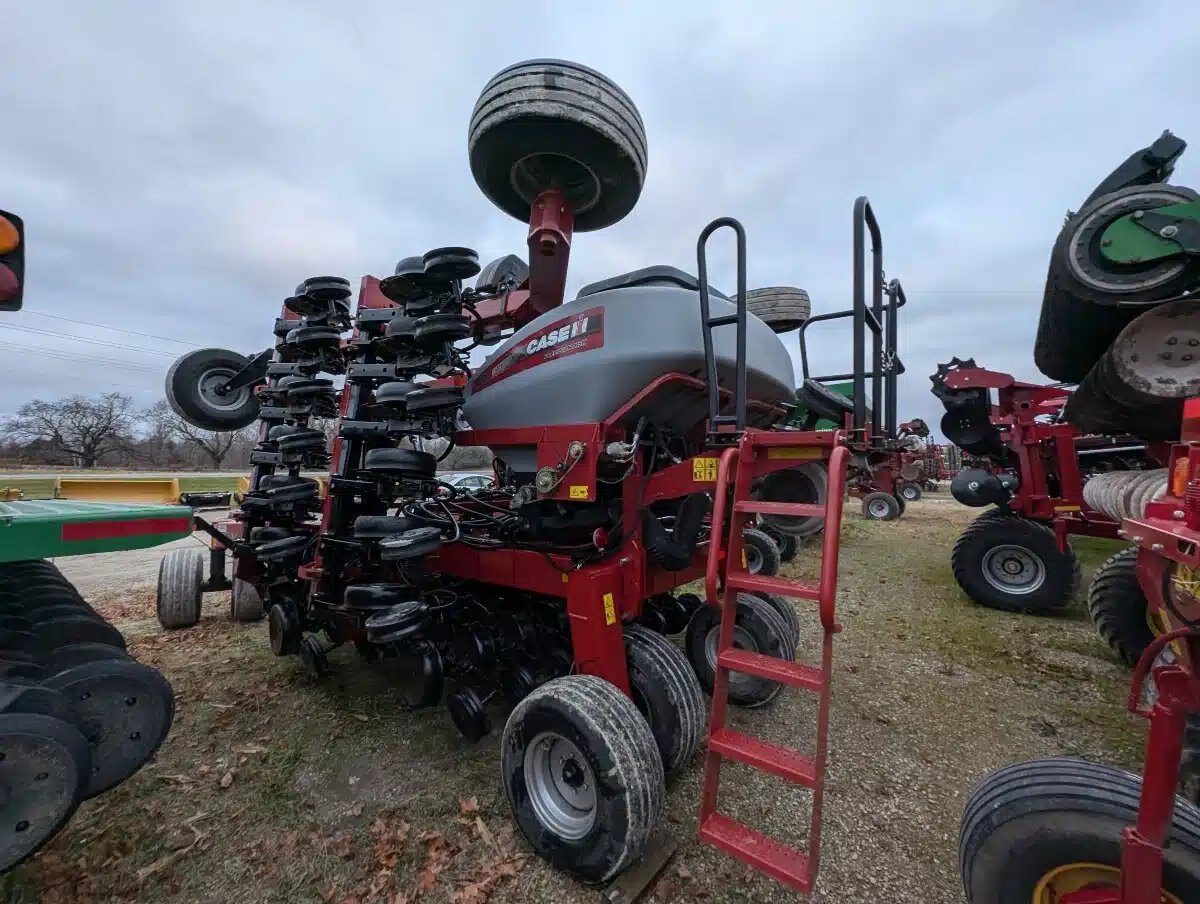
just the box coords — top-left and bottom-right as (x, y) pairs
(697, 217), (748, 442)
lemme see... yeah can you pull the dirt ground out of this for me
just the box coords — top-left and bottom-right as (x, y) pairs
(1, 496), (1142, 904)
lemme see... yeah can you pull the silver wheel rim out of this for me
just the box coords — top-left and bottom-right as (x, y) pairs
(868, 498), (891, 518)
(982, 544), (1046, 594)
(524, 731), (596, 840)
(704, 624), (756, 671)
(744, 543), (764, 574)
(902, 486), (918, 500)
(198, 367), (251, 411)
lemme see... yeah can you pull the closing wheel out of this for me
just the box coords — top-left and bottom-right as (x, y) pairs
(229, 578), (264, 622)
(740, 527), (781, 576)
(0, 712), (91, 872)
(951, 516), (1080, 614)
(623, 625), (704, 774)
(745, 286), (811, 334)
(156, 547), (204, 630)
(501, 675), (664, 884)
(1087, 545), (1154, 666)
(685, 593), (797, 708)
(959, 757), (1200, 903)
(469, 59), (647, 232)
(899, 482), (922, 502)
(165, 348), (260, 431)
(862, 491), (900, 521)
(1035, 183), (1200, 382)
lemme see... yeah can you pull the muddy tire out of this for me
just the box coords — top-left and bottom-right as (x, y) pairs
(959, 757), (1200, 903)
(862, 491), (900, 521)
(741, 527), (781, 576)
(623, 626), (704, 774)
(951, 517), (1079, 614)
(165, 348), (260, 431)
(156, 548), (203, 630)
(1086, 545), (1152, 665)
(501, 675), (663, 884)
(469, 59), (647, 232)
(899, 482), (922, 502)
(685, 594), (796, 708)
(745, 286), (810, 334)
(229, 578), (264, 623)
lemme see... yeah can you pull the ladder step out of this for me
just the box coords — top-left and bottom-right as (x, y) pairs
(734, 500), (824, 518)
(699, 813), (812, 893)
(709, 728), (816, 786)
(708, 313), (738, 327)
(718, 648), (824, 692)
(727, 573), (820, 600)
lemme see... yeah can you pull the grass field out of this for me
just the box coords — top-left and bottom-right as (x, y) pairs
(1, 499), (1141, 904)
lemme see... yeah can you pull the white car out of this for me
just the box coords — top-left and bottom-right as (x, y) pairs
(439, 471), (493, 492)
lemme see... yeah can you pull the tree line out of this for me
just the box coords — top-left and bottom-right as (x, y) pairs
(0, 393), (491, 472)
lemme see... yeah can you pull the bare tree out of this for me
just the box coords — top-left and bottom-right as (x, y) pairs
(3, 393), (137, 468)
(146, 401), (252, 470)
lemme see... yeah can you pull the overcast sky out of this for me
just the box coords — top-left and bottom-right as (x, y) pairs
(2, 1), (1197, 436)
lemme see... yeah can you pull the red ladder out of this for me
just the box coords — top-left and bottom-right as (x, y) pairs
(698, 433), (849, 893)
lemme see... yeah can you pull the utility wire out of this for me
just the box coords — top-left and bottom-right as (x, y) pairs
(21, 310), (200, 346)
(0, 322), (178, 357)
(0, 340), (162, 372)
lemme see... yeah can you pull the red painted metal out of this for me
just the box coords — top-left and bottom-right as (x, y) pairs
(61, 516), (193, 542)
(697, 438), (848, 892)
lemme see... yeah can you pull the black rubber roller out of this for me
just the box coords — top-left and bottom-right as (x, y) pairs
(363, 447), (437, 479)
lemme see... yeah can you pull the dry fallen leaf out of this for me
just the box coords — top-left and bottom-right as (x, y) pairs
(354, 714), (370, 722)
(474, 817), (493, 847)
(459, 797), (479, 815)
(219, 772), (234, 789)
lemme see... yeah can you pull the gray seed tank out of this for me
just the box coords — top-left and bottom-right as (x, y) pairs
(462, 266), (796, 469)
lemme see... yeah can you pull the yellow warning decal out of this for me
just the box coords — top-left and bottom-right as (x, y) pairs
(767, 447), (822, 460)
(741, 550), (748, 569)
(1053, 505), (1081, 512)
(569, 485), (589, 500)
(603, 592), (617, 625)
(693, 457), (719, 481)
(562, 573), (569, 584)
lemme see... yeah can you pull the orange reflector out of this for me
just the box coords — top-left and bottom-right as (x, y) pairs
(1173, 457), (1190, 498)
(0, 215), (17, 255)
(0, 264), (17, 303)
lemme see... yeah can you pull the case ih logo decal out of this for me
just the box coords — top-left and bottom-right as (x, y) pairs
(474, 307), (604, 389)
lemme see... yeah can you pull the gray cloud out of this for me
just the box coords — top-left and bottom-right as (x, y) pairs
(1, 0), (1197, 434)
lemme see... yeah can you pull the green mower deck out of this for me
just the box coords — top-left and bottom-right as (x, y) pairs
(0, 498), (194, 563)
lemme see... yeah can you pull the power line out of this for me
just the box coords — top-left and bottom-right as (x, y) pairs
(0, 340), (163, 372)
(0, 322), (178, 358)
(22, 310), (200, 346)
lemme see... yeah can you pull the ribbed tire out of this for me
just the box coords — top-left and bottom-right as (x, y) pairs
(229, 578), (265, 622)
(741, 527), (782, 576)
(623, 626), (705, 774)
(951, 516), (1080, 614)
(745, 286), (811, 334)
(156, 548), (204, 630)
(1086, 545), (1152, 666)
(685, 594), (797, 708)
(1034, 184), (1200, 382)
(165, 348), (260, 431)
(748, 593), (801, 650)
(501, 675), (664, 884)
(469, 59), (647, 231)
(960, 757), (1200, 903)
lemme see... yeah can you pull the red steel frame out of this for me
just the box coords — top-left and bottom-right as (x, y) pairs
(942, 365), (1125, 550)
(1061, 404), (1200, 904)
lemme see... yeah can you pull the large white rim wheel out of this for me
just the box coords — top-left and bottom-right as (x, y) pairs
(959, 757), (1200, 903)
(900, 482), (922, 502)
(156, 547), (204, 629)
(469, 59), (648, 232)
(756, 462), (828, 537)
(862, 491), (900, 521)
(501, 675), (664, 884)
(165, 348), (260, 431)
(229, 578), (265, 622)
(684, 594), (797, 708)
(951, 516), (1079, 614)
